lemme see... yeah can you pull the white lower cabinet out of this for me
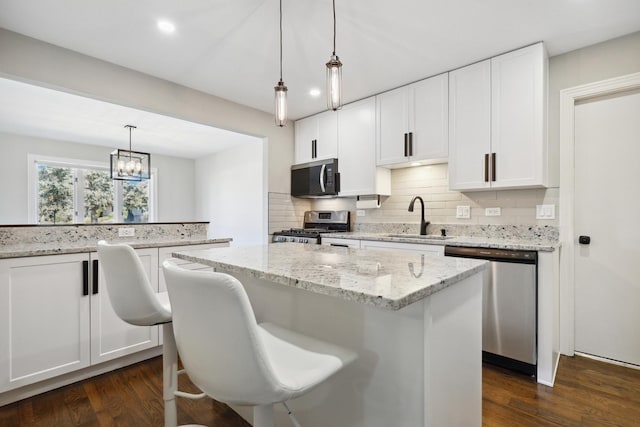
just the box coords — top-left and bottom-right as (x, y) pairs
(91, 248), (159, 365)
(0, 253), (91, 393)
(0, 243), (225, 394)
(321, 238), (361, 249)
(360, 240), (444, 256)
(322, 238), (444, 255)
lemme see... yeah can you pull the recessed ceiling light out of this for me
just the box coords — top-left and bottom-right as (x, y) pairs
(309, 88), (321, 97)
(157, 20), (176, 34)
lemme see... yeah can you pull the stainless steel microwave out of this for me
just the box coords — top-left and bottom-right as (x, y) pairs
(291, 158), (340, 198)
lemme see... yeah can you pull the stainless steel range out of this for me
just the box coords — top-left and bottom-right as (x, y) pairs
(272, 210), (350, 244)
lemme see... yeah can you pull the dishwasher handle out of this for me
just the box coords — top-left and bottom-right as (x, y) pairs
(444, 245), (537, 264)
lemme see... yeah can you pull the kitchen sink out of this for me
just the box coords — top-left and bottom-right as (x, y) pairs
(383, 234), (454, 240)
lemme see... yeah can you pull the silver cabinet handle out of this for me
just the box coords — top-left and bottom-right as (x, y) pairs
(320, 164), (326, 192)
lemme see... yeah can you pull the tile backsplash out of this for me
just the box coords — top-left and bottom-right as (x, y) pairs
(271, 163), (559, 232)
(268, 192), (311, 234)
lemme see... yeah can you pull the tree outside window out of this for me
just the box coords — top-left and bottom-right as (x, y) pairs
(38, 165), (74, 224)
(33, 159), (154, 224)
(84, 170), (114, 223)
(122, 180), (149, 223)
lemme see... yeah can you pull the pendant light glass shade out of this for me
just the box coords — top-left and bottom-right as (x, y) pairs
(326, 54), (342, 110)
(326, 0), (342, 111)
(110, 125), (150, 181)
(274, 0), (288, 127)
(275, 80), (288, 127)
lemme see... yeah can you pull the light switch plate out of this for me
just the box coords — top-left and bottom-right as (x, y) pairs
(536, 204), (556, 220)
(356, 209), (366, 217)
(118, 227), (135, 237)
(485, 207), (501, 216)
(456, 206), (471, 219)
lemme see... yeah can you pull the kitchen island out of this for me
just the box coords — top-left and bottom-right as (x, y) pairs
(173, 243), (487, 427)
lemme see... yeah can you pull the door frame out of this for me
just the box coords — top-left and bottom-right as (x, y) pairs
(559, 71), (640, 355)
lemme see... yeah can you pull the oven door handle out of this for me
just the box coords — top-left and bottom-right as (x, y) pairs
(319, 164), (326, 192)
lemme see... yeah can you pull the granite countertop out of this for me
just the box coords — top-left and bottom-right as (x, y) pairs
(172, 243), (487, 311)
(323, 232), (559, 252)
(0, 238), (232, 259)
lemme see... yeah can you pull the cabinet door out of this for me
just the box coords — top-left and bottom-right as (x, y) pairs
(0, 254), (90, 392)
(411, 73), (449, 161)
(491, 43), (547, 189)
(360, 240), (444, 256)
(316, 111), (338, 160)
(448, 60), (492, 190)
(377, 86), (410, 165)
(294, 116), (316, 164)
(322, 238), (361, 249)
(90, 248), (159, 365)
(294, 112), (338, 164)
(339, 97), (390, 196)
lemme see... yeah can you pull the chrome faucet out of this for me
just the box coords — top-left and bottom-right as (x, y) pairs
(408, 196), (430, 235)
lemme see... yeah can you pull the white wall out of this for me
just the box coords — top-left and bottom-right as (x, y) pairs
(312, 164), (559, 226)
(548, 31), (640, 187)
(0, 28), (294, 192)
(196, 141), (265, 245)
(0, 131), (196, 224)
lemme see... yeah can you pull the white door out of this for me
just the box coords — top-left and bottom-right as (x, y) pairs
(574, 89), (640, 366)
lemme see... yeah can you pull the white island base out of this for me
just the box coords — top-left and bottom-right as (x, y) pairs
(223, 269), (482, 427)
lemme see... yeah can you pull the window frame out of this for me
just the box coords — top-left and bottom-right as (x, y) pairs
(28, 154), (158, 224)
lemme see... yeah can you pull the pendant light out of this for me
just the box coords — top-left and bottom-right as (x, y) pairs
(326, 0), (343, 111)
(110, 125), (151, 181)
(274, 0), (288, 127)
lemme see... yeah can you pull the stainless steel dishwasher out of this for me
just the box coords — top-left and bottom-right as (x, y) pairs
(444, 246), (537, 376)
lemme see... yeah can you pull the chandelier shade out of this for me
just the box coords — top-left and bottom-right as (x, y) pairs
(110, 125), (151, 181)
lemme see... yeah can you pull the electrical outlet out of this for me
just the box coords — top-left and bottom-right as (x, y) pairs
(356, 209), (365, 217)
(485, 207), (501, 216)
(456, 206), (471, 219)
(118, 227), (135, 237)
(536, 204), (556, 220)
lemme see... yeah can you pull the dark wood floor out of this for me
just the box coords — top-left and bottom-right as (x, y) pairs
(1, 355), (639, 426)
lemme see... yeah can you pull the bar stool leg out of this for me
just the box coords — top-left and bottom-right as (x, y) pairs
(254, 404), (274, 427)
(163, 323), (179, 427)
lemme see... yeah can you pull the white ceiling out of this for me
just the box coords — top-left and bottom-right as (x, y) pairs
(0, 0), (639, 156)
(0, 78), (260, 159)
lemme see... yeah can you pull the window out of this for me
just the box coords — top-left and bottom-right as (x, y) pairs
(29, 155), (156, 224)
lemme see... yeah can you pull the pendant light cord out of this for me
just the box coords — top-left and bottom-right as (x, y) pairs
(279, 0), (283, 82)
(332, 0), (336, 56)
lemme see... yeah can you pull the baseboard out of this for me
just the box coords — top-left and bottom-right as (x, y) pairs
(575, 351), (640, 371)
(0, 347), (162, 407)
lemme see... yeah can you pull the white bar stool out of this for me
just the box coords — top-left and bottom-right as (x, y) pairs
(97, 241), (205, 427)
(162, 260), (357, 427)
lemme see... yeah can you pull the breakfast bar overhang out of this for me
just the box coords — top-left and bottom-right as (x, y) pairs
(174, 243), (487, 427)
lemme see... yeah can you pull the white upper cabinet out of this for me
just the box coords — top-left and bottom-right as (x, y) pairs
(490, 43), (547, 189)
(338, 97), (391, 196)
(377, 73), (449, 167)
(294, 110), (338, 164)
(449, 43), (548, 191)
(448, 60), (492, 190)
